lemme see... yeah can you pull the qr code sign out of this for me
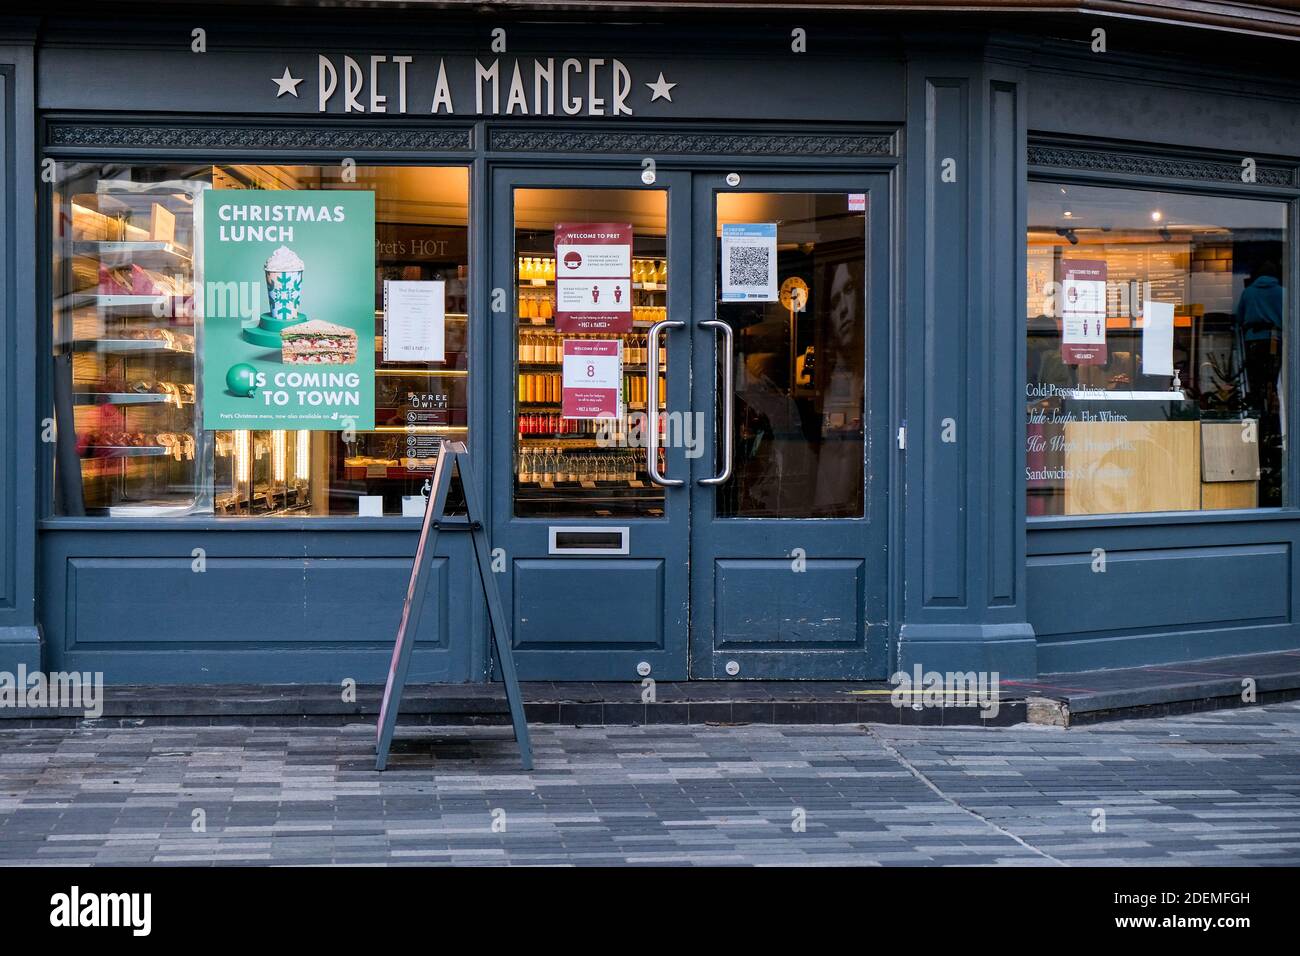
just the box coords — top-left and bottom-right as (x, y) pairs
(729, 244), (771, 288)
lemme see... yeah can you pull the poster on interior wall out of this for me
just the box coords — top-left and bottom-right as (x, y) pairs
(201, 189), (375, 430)
(562, 339), (622, 419)
(1142, 300), (1176, 377)
(554, 223), (633, 332)
(721, 223), (778, 302)
(383, 280), (445, 362)
(1060, 259), (1108, 366)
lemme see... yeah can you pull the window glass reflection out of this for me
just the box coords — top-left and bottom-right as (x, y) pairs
(1027, 182), (1286, 515)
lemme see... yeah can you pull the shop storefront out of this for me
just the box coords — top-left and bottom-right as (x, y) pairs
(1, 3), (1298, 684)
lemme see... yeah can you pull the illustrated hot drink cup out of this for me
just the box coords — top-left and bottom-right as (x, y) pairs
(265, 245), (305, 322)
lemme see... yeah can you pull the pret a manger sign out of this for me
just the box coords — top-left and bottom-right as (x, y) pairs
(278, 55), (678, 115)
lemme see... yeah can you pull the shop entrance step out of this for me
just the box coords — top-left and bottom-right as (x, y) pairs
(0, 680), (1026, 729)
(1012, 649), (1300, 726)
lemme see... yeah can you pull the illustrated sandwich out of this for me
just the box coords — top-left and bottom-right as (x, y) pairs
(280, 319), (358, 365)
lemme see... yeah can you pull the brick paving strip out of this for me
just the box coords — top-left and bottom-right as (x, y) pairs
(0, 702), (1296, 866)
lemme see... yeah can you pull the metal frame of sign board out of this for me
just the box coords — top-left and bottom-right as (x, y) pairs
(375, 441), (533, 771)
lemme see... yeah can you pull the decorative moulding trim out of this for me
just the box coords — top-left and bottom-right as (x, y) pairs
(46, 122), (474, 152)
(489, 127), (897, 156)
(1027, 143), (1294, 187)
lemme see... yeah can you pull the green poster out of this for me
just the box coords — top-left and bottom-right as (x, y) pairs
(201, 189), (375, 430)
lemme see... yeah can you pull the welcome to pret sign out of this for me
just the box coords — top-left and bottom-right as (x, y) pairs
(554, 223), (633, 332)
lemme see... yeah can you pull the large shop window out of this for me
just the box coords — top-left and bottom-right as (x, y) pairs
(51, 164), (469, 517)
(1027, 182), (1287, 516)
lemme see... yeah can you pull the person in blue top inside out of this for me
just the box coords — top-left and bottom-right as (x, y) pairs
(1236, 260), (1284, 418)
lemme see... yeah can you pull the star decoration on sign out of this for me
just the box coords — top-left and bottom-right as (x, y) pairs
(272, 67), (303, 98)
(645, 72), (677, 103)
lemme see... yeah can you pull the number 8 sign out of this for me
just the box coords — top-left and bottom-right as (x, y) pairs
(563, 339), (623, 419)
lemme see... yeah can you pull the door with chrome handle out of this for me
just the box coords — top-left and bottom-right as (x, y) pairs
(698, 319), (734, 486)
(645, 318), (684, 487)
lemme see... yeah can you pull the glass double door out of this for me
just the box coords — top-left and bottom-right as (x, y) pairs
(492, 167), (889, 679)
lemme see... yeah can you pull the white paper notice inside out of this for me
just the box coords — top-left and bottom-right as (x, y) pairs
(721, 223), (778, 302)
(384, 280), (445, 363)
(1142, 300), (1175, 376)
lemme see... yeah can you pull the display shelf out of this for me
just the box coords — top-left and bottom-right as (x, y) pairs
(92, 189), (195, 212)
(70, 338), (195, 354)
(361, 425), (466, 434)
(517, 436), (609, 446)
(107, 501), (200, 518)
(71, 240), (192, 267)
(71, 293), (191, 313)
(343, 464), (439, 480)
(519, 362), (653, 371)
(84, 445), (174, 458)
(73, 392), (191, 406)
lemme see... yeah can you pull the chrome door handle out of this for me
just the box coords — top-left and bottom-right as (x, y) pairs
(698, 319), (734, 486)
(645, 318), (684, 487)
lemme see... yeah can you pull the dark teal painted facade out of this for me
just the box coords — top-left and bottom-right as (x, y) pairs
(0, 9), (1298, 684)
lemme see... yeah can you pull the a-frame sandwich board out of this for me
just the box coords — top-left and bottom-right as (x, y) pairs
(376, 441), (533, 771)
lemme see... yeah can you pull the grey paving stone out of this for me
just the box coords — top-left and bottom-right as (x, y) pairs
(0, 701), (1297, 865)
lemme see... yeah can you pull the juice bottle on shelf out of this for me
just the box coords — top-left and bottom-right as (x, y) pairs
(518, 373), (527, 404)
(540, 296), (553, 320)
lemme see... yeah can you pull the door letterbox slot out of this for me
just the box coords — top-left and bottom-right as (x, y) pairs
(548, 526), (629, 555)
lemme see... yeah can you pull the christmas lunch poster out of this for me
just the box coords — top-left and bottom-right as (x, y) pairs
(201, 189), (376, 430)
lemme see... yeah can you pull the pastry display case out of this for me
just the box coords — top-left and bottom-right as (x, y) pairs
(54, 176), (211, 516)
(53, 163), (472, 518)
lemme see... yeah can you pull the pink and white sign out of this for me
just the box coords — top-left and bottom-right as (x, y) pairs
(555, 222), (633, 332)
(562, 339), (622, 419)
(1060, 259), (1108, 366)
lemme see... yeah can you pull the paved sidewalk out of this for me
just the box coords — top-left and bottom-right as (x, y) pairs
(1, 702), (1297, 866)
